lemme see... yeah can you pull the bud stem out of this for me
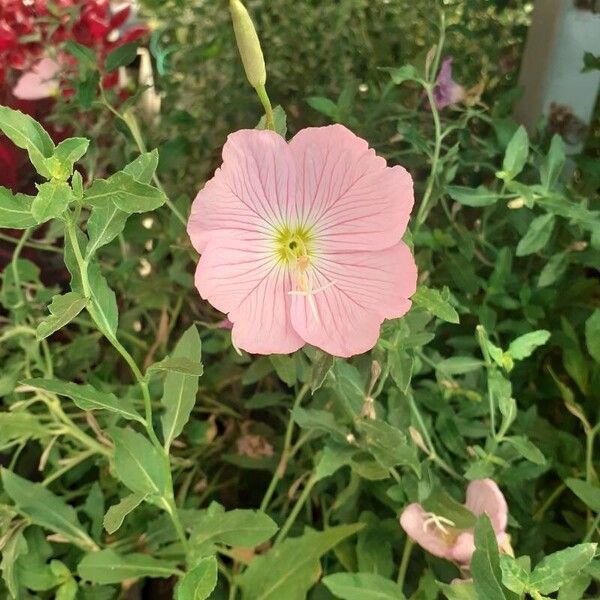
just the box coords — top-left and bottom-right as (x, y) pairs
(256, 84), (275, 131)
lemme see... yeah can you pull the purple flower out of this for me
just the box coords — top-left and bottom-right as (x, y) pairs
(399, 479), (510, 566)
(432, 57), (465, 110)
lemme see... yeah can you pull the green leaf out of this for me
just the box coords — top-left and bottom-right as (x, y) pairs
(48, 137), (89, 179)
(503, 436), (545, 465)
(437, 581), (478, 600)
(1, 469), (97, 551)
(1, 526), (27, 598)
(437, 356), (484, 375)
(149, 356), (204, 377)
(84, 171), (166, 213)
(529, 544), (597, 594)
(87, 264), (119, 338)
(63, 41), (96, 69)
(0, 412), (47, 445)
(175, 556), (218, 600)
(310, 351), (334, 392)
(499, 555), (529, 595)
(31, 181), (74, 223)
(0, 188), (36, 228)
(292, 407), (348, 439)
(78, 549), (178, 584)
(111, 428), (169, 497)
(23, 378), (143, 423)
(36, 292), (87, 340)
(412, 286), (459, 323)
(516, 214), (555, 257)
(313, 443), (354, 482)
(585, 310), (600, 363)
(323, 572), (406, 600)
(501, 125), (529, 179)
(447, 185), (498, 207)
(270, 354), (296, 387)
(422, 489), (476, 529)
(565, 479), (600, 513)
(160, 325), (202, 449)
(256, 105), (287, 138)
(538, 252), (568, 288)
(356, 420), (419, 475)
(307, 96), (338, 118)
(190, 507), (278, 549)
(388, 64), (419, 84)
(239, 524), (363, 600)
(541, 135), (566, 190)
(508, 330), (551, 360)
(103, 492), (147, 534)
(123, 150), (159, 184)
(470, 515), (506, 600)
(0, 106), (55, 178)
(85, 203), (129, 258)
(105, 41), (140, 72)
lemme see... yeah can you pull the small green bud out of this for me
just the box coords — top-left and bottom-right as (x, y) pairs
(229, 0), (266, 88)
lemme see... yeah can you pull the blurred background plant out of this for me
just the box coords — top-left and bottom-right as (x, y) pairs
(0, 0), (599, 599)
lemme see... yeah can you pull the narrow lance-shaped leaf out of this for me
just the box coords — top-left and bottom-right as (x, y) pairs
(0, 469), (98, 551)
(122, 149), (159, 184)
(85, 204), (129, 258)
(23, 378), (144, 423)
(31, 181), (74, 224)
(470, 515), (506, 600)
(175, 556), (218, 600)
(103, 492), (148, 534)
(323, 572), (407, 600)
(78, 549), (179, 585)
(160, 325), (202, 449)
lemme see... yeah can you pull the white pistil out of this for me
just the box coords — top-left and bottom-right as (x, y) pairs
(422, 512), (456, 535)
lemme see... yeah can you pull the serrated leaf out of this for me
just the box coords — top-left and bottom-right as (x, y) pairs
(447, 185), (498, 207)
(160, 325), (202, 449)
(529, 544), (597, 594)
(0, 188), (36, 228)
(175, 556), (218, 600)
(323, 572), (406, 599)
(31, 181), (74, 223)
(103, 492), (147, 534)
(84, 171), (166, 214)
(0, 106), (55, 178)
(85, 204), (129, 258)
(78, 549), (178, 584)
(239, 524), (363, 600)
(123, 150), (159, 184)
(507, 330), (551, 360)
(23, 378), (144, 422)
(502, 125), (529, 179)
(36, 292), (87, 340)
(412, 286), (459, 323)
(516, 214), (555, 257)
(1, 469), (97, 551)
(112, 428), (168, 497)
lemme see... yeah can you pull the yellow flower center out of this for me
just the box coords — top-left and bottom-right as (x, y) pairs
(275, 225), (314, 266)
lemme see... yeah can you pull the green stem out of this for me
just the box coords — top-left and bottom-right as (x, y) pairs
(583, 512), (600, 542)
(255, 84), (275, 130)
(533, 483), (566, 522)
(274, 475), (316, 546)
(260, 383), (310, 511)
(0, 231), (61, 253)
(397, 538), (414, 587)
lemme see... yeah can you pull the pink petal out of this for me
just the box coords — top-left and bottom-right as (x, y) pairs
(195, 233), (303, 355)
(187, 129), (296, 254)
(451, 532), (476, 564)
(464, 479), (508, 534)
(399, 504), (454, 560)
(289, 242), (416, 357)
(289, 124), (413, 252)
(13, 58), (60, 100)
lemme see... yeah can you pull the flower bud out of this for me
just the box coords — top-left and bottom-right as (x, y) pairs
(229, 0), (266, 88)
(508, 197), (525, 209)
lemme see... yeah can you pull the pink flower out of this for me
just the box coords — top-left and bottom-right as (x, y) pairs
(432, 57), (465, 110)
(399, 479), (509, 566)
(13, 58), (60, 100)
(187, 125), (416, 357)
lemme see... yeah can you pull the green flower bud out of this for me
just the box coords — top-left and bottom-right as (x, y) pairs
(229, 0), (266, 89)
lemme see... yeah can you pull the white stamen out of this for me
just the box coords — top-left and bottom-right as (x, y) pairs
(422, 512), (455, 535)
